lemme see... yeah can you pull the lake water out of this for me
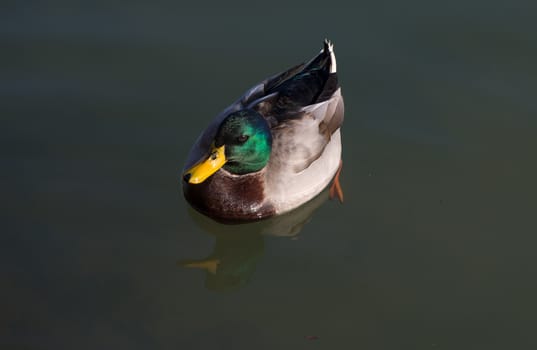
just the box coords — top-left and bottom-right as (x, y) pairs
(2, 1), (536, 349)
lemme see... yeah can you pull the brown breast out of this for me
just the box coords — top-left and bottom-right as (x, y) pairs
(183, 170), (275, 223)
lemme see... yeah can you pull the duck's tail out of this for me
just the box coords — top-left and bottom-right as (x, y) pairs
(303, 39), (337, 75)
(323, 39), (337, 73)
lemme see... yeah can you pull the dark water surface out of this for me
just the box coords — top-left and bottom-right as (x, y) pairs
(2, 1), (537, 349)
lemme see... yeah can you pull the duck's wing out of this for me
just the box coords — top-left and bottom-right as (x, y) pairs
(251, 40), (345, 173)
(250, 40), (340, 118)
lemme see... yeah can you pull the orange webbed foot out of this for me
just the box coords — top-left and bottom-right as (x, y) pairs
(329, 159), (344, 203)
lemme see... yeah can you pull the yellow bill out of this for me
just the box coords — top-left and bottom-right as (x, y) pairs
(184, 144), (226, 184)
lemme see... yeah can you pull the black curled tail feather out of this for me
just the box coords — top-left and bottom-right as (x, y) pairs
(323, 38), (331, 52)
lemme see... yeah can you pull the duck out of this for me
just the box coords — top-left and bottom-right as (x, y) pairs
(182, 39), (344, 222)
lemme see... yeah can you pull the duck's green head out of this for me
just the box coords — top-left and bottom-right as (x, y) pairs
(184, 109), (272, 184)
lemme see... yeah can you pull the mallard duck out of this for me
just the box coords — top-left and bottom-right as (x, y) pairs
(182, 39), (344, 222)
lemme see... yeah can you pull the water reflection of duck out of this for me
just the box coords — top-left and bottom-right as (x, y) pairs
(182, 40), (344, 223)
(179, 190), (329, 292)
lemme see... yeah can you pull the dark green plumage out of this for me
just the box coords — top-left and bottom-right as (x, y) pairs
(215, 110), (272, 175)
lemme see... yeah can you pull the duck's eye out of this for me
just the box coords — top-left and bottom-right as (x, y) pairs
(237, 135), (249, 143)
